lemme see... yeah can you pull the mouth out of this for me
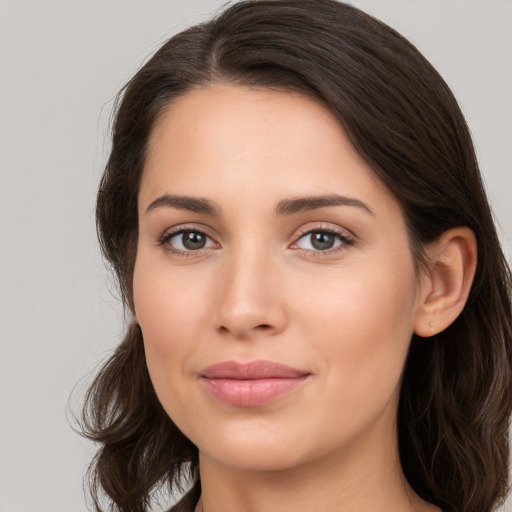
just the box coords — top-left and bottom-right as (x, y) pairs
(199, 360), (311, 407)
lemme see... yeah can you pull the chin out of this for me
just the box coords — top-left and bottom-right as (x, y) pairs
(191, 418), (312, 471)
(203, 442), (307, 472)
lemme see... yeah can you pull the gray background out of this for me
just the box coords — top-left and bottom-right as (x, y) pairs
(0, 1), (510, 511)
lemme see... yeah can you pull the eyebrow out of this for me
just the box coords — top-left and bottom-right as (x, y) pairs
(145, 193), (374, 217)
(274, 194), (374, 217)
(145, 194), (221, 215)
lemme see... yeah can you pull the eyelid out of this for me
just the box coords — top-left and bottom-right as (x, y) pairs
(289, 223), (355, 254)
(157, 222), (355, 257)
(157, 224), (220, 256)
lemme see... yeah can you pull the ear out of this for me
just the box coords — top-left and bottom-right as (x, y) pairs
(414, 227), (477, 337)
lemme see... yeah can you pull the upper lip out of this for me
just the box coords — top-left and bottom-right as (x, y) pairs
(200, 360), (310, 380)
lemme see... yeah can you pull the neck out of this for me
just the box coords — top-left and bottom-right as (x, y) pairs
(194, 425), (439, 512)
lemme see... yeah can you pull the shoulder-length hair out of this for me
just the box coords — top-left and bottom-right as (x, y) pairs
(80, 1), (512, 511)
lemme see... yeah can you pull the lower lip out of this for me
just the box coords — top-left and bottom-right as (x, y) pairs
(201, 376), (309, 407)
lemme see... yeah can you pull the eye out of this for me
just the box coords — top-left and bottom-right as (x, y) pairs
(159, 229), (218, 254)
(293, 228), (353, 252)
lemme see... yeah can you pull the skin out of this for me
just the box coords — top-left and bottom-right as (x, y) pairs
(133, 84), (453, 512)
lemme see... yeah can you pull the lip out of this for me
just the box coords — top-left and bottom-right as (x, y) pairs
(199, 360), (311, 407)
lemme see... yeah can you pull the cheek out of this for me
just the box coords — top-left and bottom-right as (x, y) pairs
(133, 260), (212, 425)
(295, 254), (417, 392)
(134, 264), (206, 351)
(133, 254), (221, 405)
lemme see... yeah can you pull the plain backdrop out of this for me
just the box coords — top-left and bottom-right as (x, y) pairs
(0, 1), (511, 511)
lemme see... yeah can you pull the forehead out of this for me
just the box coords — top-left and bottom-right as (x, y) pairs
(140, 83), (398, 218)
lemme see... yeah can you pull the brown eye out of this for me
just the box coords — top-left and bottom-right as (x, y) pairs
(161, 229), (217, 254)
(295, 230), (346, 251)
(310, 232), (336, 250)
(180, 230), (207, 250)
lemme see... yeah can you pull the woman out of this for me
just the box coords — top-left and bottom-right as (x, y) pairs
(80, 1), (512, 511)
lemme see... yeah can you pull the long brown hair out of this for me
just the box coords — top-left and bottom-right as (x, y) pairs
(80, 1), (512, 511)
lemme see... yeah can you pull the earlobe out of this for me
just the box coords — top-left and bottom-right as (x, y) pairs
(414, 227), (477, 338)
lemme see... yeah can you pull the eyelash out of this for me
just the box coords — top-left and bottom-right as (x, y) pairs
(292, 225), (354, 256)
(157, 224), (354, 258)
(157, 225), (218, 258)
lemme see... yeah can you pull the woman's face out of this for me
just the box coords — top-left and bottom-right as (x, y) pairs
(134, 84), (425, 472)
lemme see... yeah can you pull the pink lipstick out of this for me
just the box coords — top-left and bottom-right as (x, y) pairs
(199, 360), (310, 407)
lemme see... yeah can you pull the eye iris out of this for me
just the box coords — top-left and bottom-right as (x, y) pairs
(182, 231), (206, 250)
(311, 232), (335, 250)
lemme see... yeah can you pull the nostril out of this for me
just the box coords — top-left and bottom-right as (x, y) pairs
(256, 324), (272, 330)
(217, 323), (273, 335)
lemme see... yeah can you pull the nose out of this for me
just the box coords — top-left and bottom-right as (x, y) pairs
(213, 248), (287, 339)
